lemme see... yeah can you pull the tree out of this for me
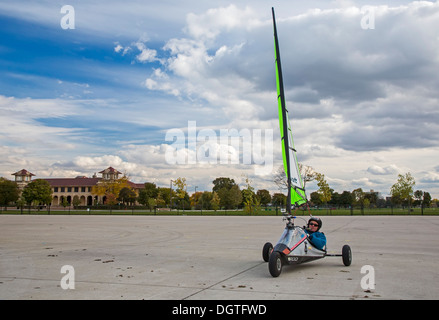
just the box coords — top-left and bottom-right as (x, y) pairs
(273, 164), (318, 191)
(92, 176), (131, 204)
(256, 189), (271, 207)
(272, 193), (286, 208)
(390, 172), (415, 213)
(118, 187), (137, 206)
(364, 190), (379, 208)
(329, 191), (340, 207)
(105, 193), (118, 206)
(72, 196), (81, 209)
(414, 190), (432, 214)
(212, 177), (236, 192)
(339, 191), (353, 208)
(212, 177), (241, 209)
(157, 187), (172, 208)
(352, 188), (365, 208)
(310, 191), (322, 206)
(423, 192), (432, 208)
(201, 191), (213, 210)
(242, 177), (260, 215)
(22, 179), (52, 210)
(217, 184), (242, 209)
(414, 190), (423, 206)
(190, 191), (203, 210)
(138, 183), (159, 206)
(61, 197), (69, 210)
(0, 178), (20, 209)
(173, 177), (189, 210)
(173, 177), (187, 199)
(147, 198), (157, 211)
(315, 173), (331, 212)
(298, 163), (318, 189)
(211, 191), (220, 211)
(273, 165), (288, 191)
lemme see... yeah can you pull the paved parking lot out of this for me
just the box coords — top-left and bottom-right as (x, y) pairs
(1, 214), (438, 299)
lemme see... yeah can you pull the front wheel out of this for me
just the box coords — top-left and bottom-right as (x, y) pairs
(269, 252), (283, 277)
(262, 242), (273, 262)
(342, 245), (352, 266)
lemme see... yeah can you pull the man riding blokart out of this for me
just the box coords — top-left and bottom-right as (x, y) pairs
(304, 217), (326, 250)
(262, 215), (352, 277)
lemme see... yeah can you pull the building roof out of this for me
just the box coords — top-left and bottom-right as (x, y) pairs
(98, 167), (122, 174)
(128, 181), (145, 189)
(12, 169), (35, 176)
(44, 177), (101, 187)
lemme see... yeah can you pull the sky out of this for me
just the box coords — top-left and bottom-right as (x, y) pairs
(1, 0), (439, 199)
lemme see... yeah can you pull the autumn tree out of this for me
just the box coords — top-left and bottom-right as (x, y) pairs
(242, 176), (260, 215)
(173, 177), (189, 210)
(390, 172), (415, 213)
(92, 176), (132, 204)
(190, 191), (203, 210)
(201, 191), (213, 210)
(315, 173), (331, 213)
(211, 191), (220, 211)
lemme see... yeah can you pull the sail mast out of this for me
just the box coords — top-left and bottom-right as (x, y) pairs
(272, 7), (292, 214)
(272, 7), (307, 213)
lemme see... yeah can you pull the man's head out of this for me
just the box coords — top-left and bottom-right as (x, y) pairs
(307, 217), (322, 232)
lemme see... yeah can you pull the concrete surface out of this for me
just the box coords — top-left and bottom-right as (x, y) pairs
(0, 214), (438, 300)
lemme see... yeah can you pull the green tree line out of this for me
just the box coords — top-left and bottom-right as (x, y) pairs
(0, 171), (436, 212)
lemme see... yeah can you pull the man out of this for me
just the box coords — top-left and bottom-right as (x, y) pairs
(305, 217), (326, 250)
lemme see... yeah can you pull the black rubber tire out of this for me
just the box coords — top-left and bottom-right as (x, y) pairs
(268, 252), (283, 277)
(342, 245), (352, 266)
(262, 242), (273, 262)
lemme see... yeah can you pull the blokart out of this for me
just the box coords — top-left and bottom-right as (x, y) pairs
(262, 215), (352, 277)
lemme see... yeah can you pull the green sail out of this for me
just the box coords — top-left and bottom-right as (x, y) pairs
(272, 7), (307, 211)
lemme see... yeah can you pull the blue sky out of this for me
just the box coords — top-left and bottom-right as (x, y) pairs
(1, 0), (439, 198)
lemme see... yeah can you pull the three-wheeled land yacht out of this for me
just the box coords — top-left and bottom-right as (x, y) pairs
(263, 215), (352, 277)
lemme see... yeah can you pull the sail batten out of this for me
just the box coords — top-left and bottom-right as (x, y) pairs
(272, 7), (307, 212)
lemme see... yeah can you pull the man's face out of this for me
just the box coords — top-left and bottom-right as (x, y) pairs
(309, 221), (319, 231)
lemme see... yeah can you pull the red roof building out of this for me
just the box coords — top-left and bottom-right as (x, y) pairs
(12, 167), (145, 207)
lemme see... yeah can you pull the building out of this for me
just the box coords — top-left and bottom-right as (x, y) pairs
(12, 167), (144, 207)
(11, 169), (35, 189)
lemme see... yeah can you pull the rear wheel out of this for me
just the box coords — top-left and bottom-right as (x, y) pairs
(342, 245), (352, 266)
(262, 242), (273, 262)
(269, 252), (283, 277)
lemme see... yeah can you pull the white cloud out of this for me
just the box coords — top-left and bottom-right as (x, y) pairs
(184, 5), (261, 41)
(114, 44), (123, 53)
(367, 165), (399, 175)
(0, 95), (83, 150)
(134, 41), (158, 63)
